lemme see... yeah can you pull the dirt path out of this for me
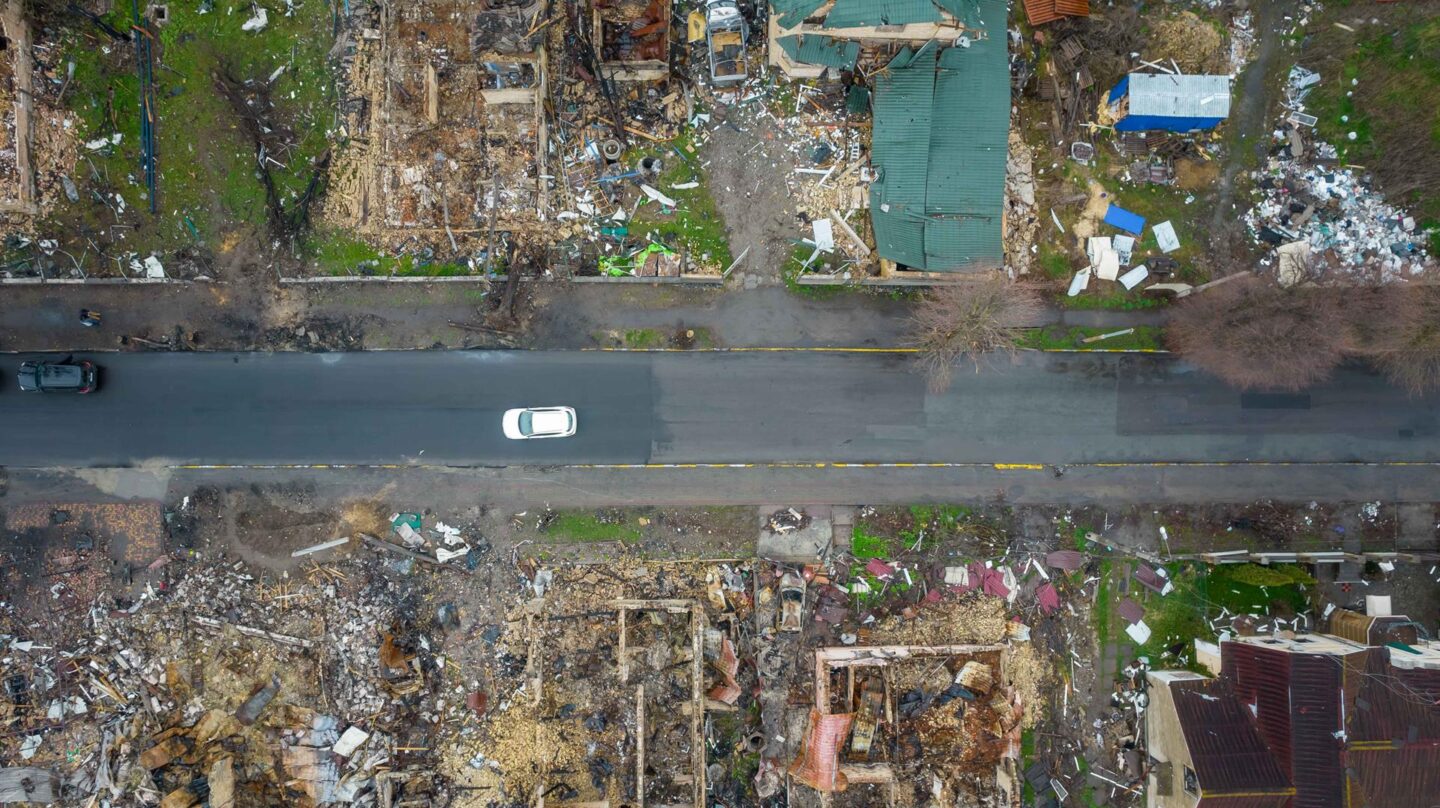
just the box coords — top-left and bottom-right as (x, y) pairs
(1206, 0), (1297, 257)
(703, 105), (800, 288)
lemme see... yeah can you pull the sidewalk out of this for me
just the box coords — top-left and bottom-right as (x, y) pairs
(0, 279), (1167, 353)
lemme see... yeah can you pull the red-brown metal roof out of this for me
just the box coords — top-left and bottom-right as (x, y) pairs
(1346, 746), (1440, 807)
(1349, 647), (1440, 743)
(1288, 653), (1347, 808)
(1224, 642), (1296, 774)
(1022, 0), (1090, 26)
(1196, 798), (1291, 808)
(1222, 641), (1349, 808)
(1170, 678), (1291, 796)
(1212, 641), (1440, 808)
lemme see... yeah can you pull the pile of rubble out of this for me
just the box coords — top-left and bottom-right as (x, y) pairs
(1244, 66), (1435, 284)
(1, 547), (463, 806)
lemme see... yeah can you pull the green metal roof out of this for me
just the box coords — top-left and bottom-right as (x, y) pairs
(869, 0), (1008, 271)
(776, 35), (860, 70)
(770, 0), (827, 29)
(822, 0), (943, 28)
(932, 0), (981, 26)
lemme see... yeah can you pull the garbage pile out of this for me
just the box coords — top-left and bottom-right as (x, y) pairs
(1244, 66), (1434, 283)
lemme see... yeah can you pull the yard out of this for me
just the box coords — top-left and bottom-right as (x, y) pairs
(46, 2), (337, 268)
(1302, 8), (1440, 252)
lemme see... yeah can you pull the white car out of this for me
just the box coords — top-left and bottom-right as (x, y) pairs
(502, 406), (577, 440)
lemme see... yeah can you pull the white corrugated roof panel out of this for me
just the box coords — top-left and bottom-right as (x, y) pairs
(1127, 73), (1231, 119)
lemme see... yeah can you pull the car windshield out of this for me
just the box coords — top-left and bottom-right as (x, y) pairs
(518, 411), (534, 435)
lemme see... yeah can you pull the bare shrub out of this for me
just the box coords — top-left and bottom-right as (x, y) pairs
(1368, 286), (1440, 395)
(910, 278), (1043, 392)
(1165, 277), (1351, 391)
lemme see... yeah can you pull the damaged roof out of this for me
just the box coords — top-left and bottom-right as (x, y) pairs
(771, 0), (828, 28)
(776, 34), (860, 70)
(772, 0), (981, 30)
(823, 0), (943, 27)
(869, 0), (1008, 271)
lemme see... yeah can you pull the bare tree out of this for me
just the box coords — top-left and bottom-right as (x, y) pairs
(910, 278), (1042, 392)
(1166, 277), (1351, 391)
(1369, 286), (1440, 395)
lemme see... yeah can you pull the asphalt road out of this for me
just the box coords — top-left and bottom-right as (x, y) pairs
(0, 351), (1434, 467)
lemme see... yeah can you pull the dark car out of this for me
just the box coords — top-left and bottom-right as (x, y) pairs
(18, 360), (98, 393)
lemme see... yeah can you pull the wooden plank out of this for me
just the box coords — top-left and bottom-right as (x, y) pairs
(636, 684), (646, 807)
(425, 63), (439, 123)
(829, 211), (870, 256)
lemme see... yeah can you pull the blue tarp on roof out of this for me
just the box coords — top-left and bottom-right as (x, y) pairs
(1107, 75), (1130, 105)
(1103, 204), (1146, 235)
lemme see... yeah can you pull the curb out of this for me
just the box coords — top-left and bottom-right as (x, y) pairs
(137, 460), (1440, 471)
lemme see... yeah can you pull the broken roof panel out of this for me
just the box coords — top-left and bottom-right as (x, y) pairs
(1022, 0), (1089, 26)
(1045, 550), (1084, 571)
(1036, 583), (1060, 614)
(932, 0), (980, 25)
(1103, 204), (1146, 235)
(776, 35), (860, 70)
(788, 709), (855, 791)
(771, 0), (829, 28)
(1123, 73), (1232, 119)
(1116, 598), (1144, 626)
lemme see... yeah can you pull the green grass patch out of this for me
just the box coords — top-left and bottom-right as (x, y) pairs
(1305, 16), (1440, 226)
(307, 229), (471, 276)
(544, 512), (643, 543)
(1060, 287), (1167, 310)
(781, 242), (850, 297)
(623, 132), (733, 272)
(623, 328), (665, 349)
(50, 1), (337, 257)
(1200, 564), (1313, 616)
(1134, 577), (1209, 665)
(1035, 243), (1075, 279)
(1122, 563), (1313, 670)
(1109, 184), (1207, 272)
(851, 524), (892, 560)
(1094, 558), (1113, 669)
(1021, 728), (1037, 803)
(1018, 325), (1165, 351)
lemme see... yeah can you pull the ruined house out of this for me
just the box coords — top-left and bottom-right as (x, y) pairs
(595, 0), (670, 81)
(868, 0), (1008, 273)
(325, 0), (549, 268)
(1146, 633), (1440, 808)
(791, 643), (1023, 806)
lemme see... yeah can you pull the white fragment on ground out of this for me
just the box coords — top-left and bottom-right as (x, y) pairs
(242, 8), (269, 32)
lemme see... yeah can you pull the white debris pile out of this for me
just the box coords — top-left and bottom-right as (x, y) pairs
(1243, 161), (1431, 282)
(1244, 64), (1434, 282)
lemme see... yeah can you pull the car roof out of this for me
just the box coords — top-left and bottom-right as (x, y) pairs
(531, 410), (570, 433)
(29, 362), (83, 381)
